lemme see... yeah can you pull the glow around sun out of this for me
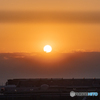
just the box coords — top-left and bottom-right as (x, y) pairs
(43, 45), (52, 53)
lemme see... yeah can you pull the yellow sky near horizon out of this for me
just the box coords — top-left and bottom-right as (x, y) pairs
(0, 23), (100, 53)
(0, 0), (100, 53)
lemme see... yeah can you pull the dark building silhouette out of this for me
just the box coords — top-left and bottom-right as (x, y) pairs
(0, 78), (100, 100)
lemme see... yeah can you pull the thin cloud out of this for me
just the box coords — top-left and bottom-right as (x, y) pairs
(13, 56), (25, 58)
(0, 11), (100, 23)
(3, 57), (9, 60)
(0, 52), (100, 84)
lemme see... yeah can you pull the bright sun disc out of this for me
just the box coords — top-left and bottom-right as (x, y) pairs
(43, 45), (52, 53)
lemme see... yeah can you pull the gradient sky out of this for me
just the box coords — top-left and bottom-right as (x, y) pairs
(0, 0), (100, 53)
(0, 0), (100, 11)
(0, 0), (100, 83)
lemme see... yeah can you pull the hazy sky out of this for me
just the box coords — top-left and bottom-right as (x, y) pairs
(0, 52), (100, 83)
(0, 0), (100, 83)
(0, 0), (100, 11)
(0, 0), (100, 53)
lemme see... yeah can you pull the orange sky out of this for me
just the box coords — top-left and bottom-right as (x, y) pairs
(0, 0), (100, 53)
(0, 0), (100, 12)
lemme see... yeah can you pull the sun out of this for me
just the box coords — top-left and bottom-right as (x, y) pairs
(43, 45), (52, 53)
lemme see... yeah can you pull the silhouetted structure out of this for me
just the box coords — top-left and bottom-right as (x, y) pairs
(0, 78), (100, 100)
